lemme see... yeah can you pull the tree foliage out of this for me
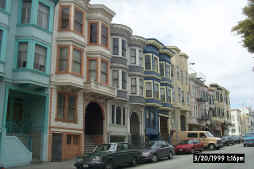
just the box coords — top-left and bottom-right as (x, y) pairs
(232, 0), (254, 53)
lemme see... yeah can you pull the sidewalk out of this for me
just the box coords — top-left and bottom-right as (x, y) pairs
(8, 159), (75, 169)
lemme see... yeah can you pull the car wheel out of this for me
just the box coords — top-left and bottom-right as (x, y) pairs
(131, 157), (137, 166)
(208, 144), (216, 150)
(152, 154), (158, 162)
(105, 162), (113, 169)
(168, 151), (173, 160)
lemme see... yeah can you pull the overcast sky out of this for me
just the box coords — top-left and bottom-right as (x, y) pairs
(92, 0), (254, 109)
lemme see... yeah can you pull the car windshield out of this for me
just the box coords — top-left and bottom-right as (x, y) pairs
(205, 131), (214, 137)
(179, 140), (191, 144)
(94, 144), (112, 152)
(245, 133), (254, 137)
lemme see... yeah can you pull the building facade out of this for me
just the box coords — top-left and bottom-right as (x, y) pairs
(229, 109), (242, 136)
(0, 0), (58, 167)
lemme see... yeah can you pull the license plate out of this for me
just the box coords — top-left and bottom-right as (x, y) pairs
(83, 164), (88, 168)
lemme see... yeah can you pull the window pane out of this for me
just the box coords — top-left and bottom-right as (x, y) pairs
(130, 48), (136, 64)
(0, 30), (2, 55)
(18, 42), (28, 68)
(101, 61), (108, 84)
(122, 40), (126, 57)
(160, 62), (164, 77)
(37, 3), (50, 29)
(131, 78), (137, 94)
(122, 71), (127, 89)
(113, 70), (119, 88)
(161, 88), (166, 103)
(67, 135), (72, 144)
(153, 57), (158, 72)
(165, 64), (170, 78)
(22, 0), (32, 24)
(57, 93), (65, 120)
(101, 24), (108, 47)
(112, 105), (115, 124)
(146, 82), (152, 97)
(61, 7), (70, 29)
(154, 83), (159, 99)
(34, 44), (47, 72)
(89, 60), (97, 81)
(145, 55), (151, 70)
(89, 23), (97, 43)
(72, 49), (81, 74)
(139, 79), (143, 96)
(58, 47), (68, 72)
(116, 106), (121, 125)
(67, 95), (76, 121)
(74, 9), (83, 33)
(113, 38), (119, 55)
(0, 0), (5, 9)
(73, 135), (79, 144)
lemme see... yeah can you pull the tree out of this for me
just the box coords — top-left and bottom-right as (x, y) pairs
(232, 0), (254, 53)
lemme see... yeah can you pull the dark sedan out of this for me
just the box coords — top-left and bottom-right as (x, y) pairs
(139, 140), (175, 163)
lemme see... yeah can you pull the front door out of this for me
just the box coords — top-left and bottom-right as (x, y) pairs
(52, 133), (62, 161)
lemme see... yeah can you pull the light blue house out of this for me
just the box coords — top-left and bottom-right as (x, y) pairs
(0, 0), (58, 167)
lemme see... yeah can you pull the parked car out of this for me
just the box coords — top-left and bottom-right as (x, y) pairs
(221, 136), (234, 146)
(74, 143), (141, 169)
(243, 132), (254, 147)
(175, 139), (204, 154)
(139, 140), (175, 163)
(231, 136), (242, 144)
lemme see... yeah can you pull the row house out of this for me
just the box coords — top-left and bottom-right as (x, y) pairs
(0, 0), (58, 167)
(170, 47), (191, 132)
(229, 109), (242, 136)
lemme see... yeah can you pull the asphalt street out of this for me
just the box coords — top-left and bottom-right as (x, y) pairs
(129, 144), (253, 169)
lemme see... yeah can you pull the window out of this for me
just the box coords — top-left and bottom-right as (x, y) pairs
(116, 106), (121, 125)
(22, 0), (32, 24)
(178, 88), (181, 103)
(112, 105), (115, 124)
(165, 63), (170, 79)
(123, 107), (126, 126)
(153, 56), (159, 72)
(67, 135), (72, 144)
(131, 78), (137, 94)
(73, 135), (80, 144)
(74, 8), (84, 34)
(101, 24), (108, 48)
(89, 22), (98, 44)
(18, 42), (28, 68)
(34, 44), (47, 72)
(154, 83), (159, 99)
(112, 70), (119, 88)
(112, 38), (119, 55)
(72, 48), (82, 74)
(139, 49), (143, 67)
(37, 3), (50, 29)
(182, 91), (185, 104)
(0, 0), (5, 9)
(160, 87), (166, 103)
(145, 82), (152, 97)
(187, 133), (198, 138)
(122, 71), (127, 89)
(139, 79), (143, 96)
(171, 64), (174, 78)
(130, 48), (136, 64)
(122, 39), (126, 57)
(57, 92), (77, 122)
(151, 112), (154, 128)
(167, 88), (172, 103)
(101, 60), (108, 85)
(88, 59), (97, 81)
(146, 112), (150, 128)
(160, 62), (165, 77)
(57, 46), (69, 72)
(67, 135), (80, 145)
(145, 55), (151, 70)
(0, 30), (2, 56)
(59, 6), (70, 30)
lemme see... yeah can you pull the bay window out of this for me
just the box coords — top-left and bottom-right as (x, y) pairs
(101, 60), (108, 85)
(74, 8), (84, 34)
(57, 92), (77, 122)
(165, 63), (170, 79)
(122, 39), (126, 57)
(145, 55), (151, 70)
(0, 30), (2, 56)
(145, 81), (152, 98)
(34, 44), (47, 72)
(131, 78), (137, 94)
(139, 79), (143, 96)
(22, 0), (32, 24)
(0, 0), (5, 9)
(112, 70), (119, 88)
(37, 3), (50, 29)
(113, 38), (119, 55)
(160, 87), (166, 103)
(130, 48), (136, 64)
(72, 47), (82, 75)
(153, 56), (159, 73)
(139, 49), (143, 67)
(122, 71), (127, 89)
(167, 88), (172, 104)
(160, 62), (165, 77)
(18, 42), (28, 68)
(154, 82), (160, 99)
(101, 24), (109, 48)
(57, 46), (69, 72)
(116, 106), (121, 125)
(89, 22), (98, 44)
(88, 59), (97, 81)
(59, 6), (70, 30)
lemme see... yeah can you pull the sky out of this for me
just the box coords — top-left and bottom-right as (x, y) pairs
(92, 0), (254, 109)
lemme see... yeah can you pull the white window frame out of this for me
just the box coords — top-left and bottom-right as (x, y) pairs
(154, 81), (160, 100)
(160, 61), (165, 77)
(131, 77), (137, 95)
(144, 80), (153, 98)
(168, 87), (172, 104)
(144, 54), (152, 71)
(153, 55), (159, 73)
(160, 86), (166, 103)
